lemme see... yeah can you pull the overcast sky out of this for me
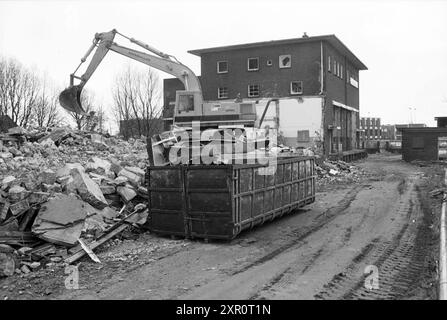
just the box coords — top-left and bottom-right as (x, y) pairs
(1, 0), (446, 130)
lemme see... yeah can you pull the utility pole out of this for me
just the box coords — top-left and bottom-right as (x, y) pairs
(408, 107), (416, 125)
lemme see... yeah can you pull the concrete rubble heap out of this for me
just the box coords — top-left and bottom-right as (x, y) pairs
(315, 159), (366, 185)
(0, 126), (149, 278)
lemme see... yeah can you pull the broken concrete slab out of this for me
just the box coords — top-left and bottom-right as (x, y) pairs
(32, 194), (88, 247)
(0, 152), (13, 160)
(56, 163), (85, 178)
(100, 185), (116, 195)
(90, 134), (109, 151)
(109, 158), (123, 175)
(117, 186), (137, 202)
(20, 265), (31, 274)
(9, 199), (29, 216)
(85, 157), (111, 175)
(27, 192), (50, 205)
(39, 169), (56, 185)
(38, 127), (71, 144)
(124, 166), (145, 178)
(8, 126), (27, 135)
(70, 167), (108, 209)
(112, 176), (128, 186)
(0, 220), (18, 232)
(0, 244), (14, 254)
(0, 253), (15, 277)
(42, 183), (62, 194)
(34, 194), (87, 226)
(8, 185), (27, 202)
(1, 176), (16, 189)
(118, 169), (141, 186)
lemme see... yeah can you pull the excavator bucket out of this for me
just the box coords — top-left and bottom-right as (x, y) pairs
(59, 85), (85, 114)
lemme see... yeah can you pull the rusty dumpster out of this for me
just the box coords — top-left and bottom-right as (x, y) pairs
(145, 156), (316, 240)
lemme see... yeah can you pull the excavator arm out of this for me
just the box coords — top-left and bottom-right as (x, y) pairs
(59, 29), (203, 114)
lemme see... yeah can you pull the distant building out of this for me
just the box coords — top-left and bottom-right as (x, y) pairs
(395, 123), (427, 140)
(360, 117), (382, 141)
(163, 34), (367, 155)
(381, 124), (396, 140)
(401, 126), (447, 161)
(435, 116), (447, 128)
(119, 118), (163, 139)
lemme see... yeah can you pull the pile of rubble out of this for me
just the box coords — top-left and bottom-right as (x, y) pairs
(0, 126), (150, 278)
(315, 159), (366, 185)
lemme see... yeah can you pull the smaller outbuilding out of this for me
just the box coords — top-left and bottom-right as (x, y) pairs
(401, 127), (447, 161)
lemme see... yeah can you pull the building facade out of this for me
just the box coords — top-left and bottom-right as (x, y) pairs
(163, 34), (367, 155)
(360, 117), (382, 140)
(401, 127), (447, 161)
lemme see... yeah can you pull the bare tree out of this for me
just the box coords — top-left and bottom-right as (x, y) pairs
(112, 65), (162, 139)
(0, 57), (40, 127)
(67, 90), (96, 130)
(34, 78), (63, 128)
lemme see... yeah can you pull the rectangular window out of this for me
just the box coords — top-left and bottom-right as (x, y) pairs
(347, 70), (350, 83)
(340, 65), (343, 79)
(248, 84), (260, 97)
(217, 61), (228, 74)
(290, 81), (303, 95)
(217, 87), (228, 99)
(328, 56), (331, 72)
(279, 54), (292, 68)
(247, 57), (259, 71)
(333, 60), (337, 76)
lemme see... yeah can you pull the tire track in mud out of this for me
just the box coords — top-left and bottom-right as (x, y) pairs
(248, 247), (325, 300)
(314, 182), (431, 300)
(231, 184), (366, 276)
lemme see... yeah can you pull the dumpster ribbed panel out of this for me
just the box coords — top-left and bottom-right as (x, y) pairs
(146, 156), (316, 240)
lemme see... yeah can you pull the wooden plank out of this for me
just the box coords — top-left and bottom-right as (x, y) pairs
(78, 238), (101, 263)
(65, 224), (127, 264)
(65, 205), (144, 265)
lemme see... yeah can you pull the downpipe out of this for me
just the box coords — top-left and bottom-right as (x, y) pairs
(440, 169), (447, 300)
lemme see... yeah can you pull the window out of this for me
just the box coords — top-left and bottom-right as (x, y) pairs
(328, 56), (331, 72)
(218, 87), (228, 99)
(248, 84), (260, 97)
(247, 57), (259, 71)
(266, 59), (273, 66)
(177, 94), (195, 113)
(279, 54), (291, 68)
(347, 70), (350, 83)
(290, 81), (303, 95)
(340, 65), (343, 79)
(217, 61), (228, 74)
(333, 60), (337, 76)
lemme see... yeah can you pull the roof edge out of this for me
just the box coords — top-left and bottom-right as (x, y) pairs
(188, 34), (367, 70)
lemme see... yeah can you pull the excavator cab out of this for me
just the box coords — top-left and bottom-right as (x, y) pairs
(59, 84), (85, 114)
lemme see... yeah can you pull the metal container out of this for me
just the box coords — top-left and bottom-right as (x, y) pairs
(145, 156), (316, 240)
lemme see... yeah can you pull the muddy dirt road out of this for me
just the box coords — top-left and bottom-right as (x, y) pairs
(1, 154), (442, 300)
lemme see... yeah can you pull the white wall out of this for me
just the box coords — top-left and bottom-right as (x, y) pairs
(254, 97), (323, 144)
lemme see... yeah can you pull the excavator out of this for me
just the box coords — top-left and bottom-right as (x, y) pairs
(59, 29), (259, 129)
(59, 29), (278, 165)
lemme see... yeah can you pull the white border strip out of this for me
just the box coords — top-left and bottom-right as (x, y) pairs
(440, 168), (447, 300)
(332, 100), (359, 113)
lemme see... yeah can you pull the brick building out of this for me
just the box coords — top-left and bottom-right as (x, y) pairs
(163, 34), (367, 155)
(360, 117), (382, 140)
